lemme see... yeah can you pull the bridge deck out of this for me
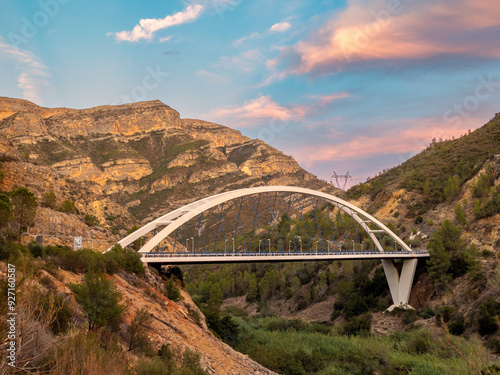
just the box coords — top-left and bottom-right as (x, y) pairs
(141, 250), (430, 264)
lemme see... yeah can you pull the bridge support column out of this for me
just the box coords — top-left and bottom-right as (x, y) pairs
(382, 259), (418, 311)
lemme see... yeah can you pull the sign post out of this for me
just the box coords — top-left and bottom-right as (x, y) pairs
(74, 236), (82, 250)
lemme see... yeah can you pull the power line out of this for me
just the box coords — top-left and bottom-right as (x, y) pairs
(331, 171), (352, 190)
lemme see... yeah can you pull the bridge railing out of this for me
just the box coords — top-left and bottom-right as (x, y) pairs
(142, 250), (430, 258)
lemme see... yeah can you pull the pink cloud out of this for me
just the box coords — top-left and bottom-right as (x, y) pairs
(209, 95), (296, 123)
(296, 116), (483, 166)
(285, 0), (500, 75)
(208, 92), (349, 126)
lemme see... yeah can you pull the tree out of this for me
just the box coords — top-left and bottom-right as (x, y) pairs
(0, 193), (12, 228)
(69, 272), (126, 331)
(165, 278), (182, 302)
(41, 190), (57, 209)
(10, 187), (37, 240)
(443, 176), (460, 201)
(246, 275), (258, 302)
(427, 219), (476, 288)
(454, 203), (467, 227)
(59, 199), (76, 213)
(127, 307), (153, 351)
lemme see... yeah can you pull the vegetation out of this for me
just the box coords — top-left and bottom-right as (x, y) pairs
(10, 186), (38, 240)
(229, 316), (496, 375)
(41, 190), (57, 209)
(345, 118), (500, 216)
(69, 271), (126, 331)
(59, 198), (77, 213)
(127, 307), (154, 352)
(427, 219), (478, 288)
(0, 192), (12, 228)
(134, 344), (209, 375)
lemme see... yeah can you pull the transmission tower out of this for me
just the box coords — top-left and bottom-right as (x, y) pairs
(331, 171), (352, 190)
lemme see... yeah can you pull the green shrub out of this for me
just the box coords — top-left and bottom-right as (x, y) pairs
(342, 313), (371, 336)
(42, 190), (57, 209)
(37, 291), (73, 335)
(478, 298), (500, 336)
(402, 309), (418, 324)
(419, 306), (435, 319)
(84, 213), (98, 226)
(59, 199), (77, 214)
(448, 318), (465, 336)
(436, 305), (454, 323)
(69, 271), (125, 331)
(165, 278), (182, 302)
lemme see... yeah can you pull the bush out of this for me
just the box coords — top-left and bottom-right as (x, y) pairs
(37, 291), (73, 335)
(28, 241), (45, 258)
(165, 278), (182, 302)
(419, 306), (435, 319)
(448, 318), (465, 336)
(402, 309), (418, 324)
(105, 245), (144, 275)
(69, 271), (126, 331)
(59, 199), (77, 214)
(478, 298), (500, 336)
(436, 305), (454, 323)
(84, 214), (98, 226)
(342, 313), (371, 336)
(41, 190), (57, 209)
(407, 329), (433, 354)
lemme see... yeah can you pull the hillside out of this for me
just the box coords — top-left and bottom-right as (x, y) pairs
(345, 114), (500, 251)
(181, 117), (500, 374)
(0, 97), (335, 250)
(0, 97), (498, 374)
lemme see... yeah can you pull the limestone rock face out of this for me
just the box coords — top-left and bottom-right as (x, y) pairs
(188, 162), (239, 183)
(0, 97), (336, 240)
(182, 118), (249, 147)
(45, 100), (180, 138)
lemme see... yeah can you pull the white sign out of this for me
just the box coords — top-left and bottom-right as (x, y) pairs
(74, 236), (82, 250)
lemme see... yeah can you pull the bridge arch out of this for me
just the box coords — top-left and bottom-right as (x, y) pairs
(112, 186), (428, 310)
(115, 186), (411, 254)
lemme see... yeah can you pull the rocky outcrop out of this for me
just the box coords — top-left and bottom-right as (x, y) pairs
(182, 118), (249, 147)
(0, 96), (336, 238)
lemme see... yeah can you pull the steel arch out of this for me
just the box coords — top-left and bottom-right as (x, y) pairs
(112, 186), (412, 254)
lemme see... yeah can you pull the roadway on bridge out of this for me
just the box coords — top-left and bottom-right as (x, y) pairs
(141, 250), (430, 264)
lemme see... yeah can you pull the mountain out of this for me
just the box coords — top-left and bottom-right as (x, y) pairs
(0, 97), (335, 250)
(345, 114), (500, 251)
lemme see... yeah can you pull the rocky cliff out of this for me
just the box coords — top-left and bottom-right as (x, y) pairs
(0, 97), (335, 249)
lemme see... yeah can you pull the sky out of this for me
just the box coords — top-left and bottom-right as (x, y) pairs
(1, 0), (500, 188)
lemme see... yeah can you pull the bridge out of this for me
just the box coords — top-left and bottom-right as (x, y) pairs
(112, 186), (430, 310)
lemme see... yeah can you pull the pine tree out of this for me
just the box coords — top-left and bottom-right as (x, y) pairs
(10, 187), (37, 241)
(69, 272), (126, 331)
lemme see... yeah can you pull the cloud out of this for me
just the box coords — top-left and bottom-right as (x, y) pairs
(218, 49), (266, 73)
(277, 0), (500, 75)
(209, 95), (295, 124)
(296, 117), (481, 166)
(111, 4), (205, 42)
(208, 92), (349, 126)
(0, 37), (49, 104)
(270, 22), (291, 33)
(159, 36), (173, 43)
(195, 69), (230, 84)
(232, 32), (261, 47)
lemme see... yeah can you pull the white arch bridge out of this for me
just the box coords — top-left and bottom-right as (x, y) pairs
(113, 186), (430, 310)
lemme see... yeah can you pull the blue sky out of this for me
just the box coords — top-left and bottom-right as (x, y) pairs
(1, 0), (499, 187)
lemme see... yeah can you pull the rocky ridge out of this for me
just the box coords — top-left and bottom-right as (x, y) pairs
(0, 97), (335, 250)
